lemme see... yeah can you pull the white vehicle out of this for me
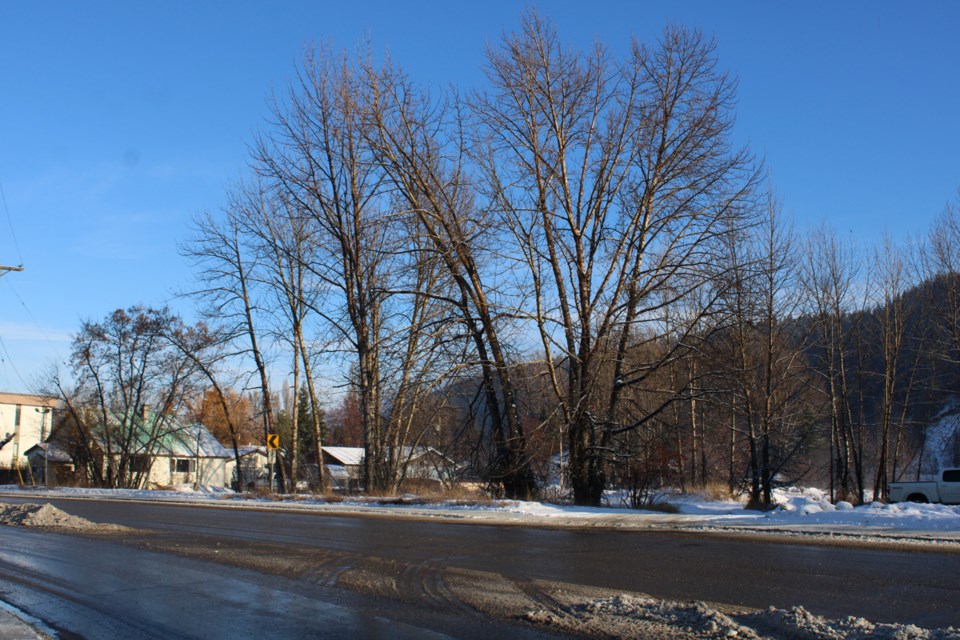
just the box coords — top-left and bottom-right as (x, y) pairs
(888, 468), (960, 504)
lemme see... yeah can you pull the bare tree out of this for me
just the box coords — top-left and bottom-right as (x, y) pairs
(470, 14), (759, 504)
(53, 307), (205, 489)
(181, 201), (277, 488)
(871, 233), (918, 500)
(925, 190), (960, 371)
(364, 58), (540, 498)
(721, 195), (817, 507)
(235, 186), (326, 492)
(252, 47), (459, 494)
(800, 225), (867, 502)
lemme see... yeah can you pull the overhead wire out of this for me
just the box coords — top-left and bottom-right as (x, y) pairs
(0, 335), (28, 390)
(5, 278), (64, 348)
(0, 178), (24, 266)
(0, 176), (63, 392)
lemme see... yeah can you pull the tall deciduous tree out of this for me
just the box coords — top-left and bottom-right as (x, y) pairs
(53, 306), (206, 489)
(255, 49), (387, 492)
(182, 202), (276, 486)
(470, 15), (759, 504)
(364, 58), (540, 498)
(925, 191), (960, 374)
(235, 185), (325, 492)
(252, 47), (459, 494)
(721, 195), (818, 507)
(801, 226), (867, 502)
(871, 234), (920, 500)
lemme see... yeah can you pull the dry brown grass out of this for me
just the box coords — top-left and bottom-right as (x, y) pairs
(643, 500), (680, 514)
(698, 481), (736, 502)
(394, 479), (488, 501)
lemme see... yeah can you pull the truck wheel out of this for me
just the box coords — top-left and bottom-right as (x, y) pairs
(907, 493), (928, 503)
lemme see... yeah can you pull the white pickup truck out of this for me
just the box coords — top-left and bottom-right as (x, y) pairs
(888, 468), (960, 504)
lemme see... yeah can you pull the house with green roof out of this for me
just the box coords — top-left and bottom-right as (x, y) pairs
(39, 408), (267, 490)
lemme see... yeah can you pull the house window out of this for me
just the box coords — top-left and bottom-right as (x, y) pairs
(175, 459), (195, 473)
(129, 455), (150, 472)
(14, 405), (21, 427)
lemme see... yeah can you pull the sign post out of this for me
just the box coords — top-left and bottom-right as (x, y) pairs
(266, 433), (280, 493)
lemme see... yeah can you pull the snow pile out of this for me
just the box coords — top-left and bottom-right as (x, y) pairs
(750, 605), (960, 639)
(0, 502), (100, 529)
(166, 484), (235, 495)
(755, 496), (960, 532)
(775, 494), (839, 515)
(527, 594), (757, 639)
(0, 484), (237, 502)
(672, 493), (747, 516)
(491, 500), (629, 518)
(472, 488), (960, 535)
(526, 595), (960, 639)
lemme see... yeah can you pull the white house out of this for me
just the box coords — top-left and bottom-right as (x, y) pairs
(141, 422), (237, 489)
(0, 392), (57, 469)
(119, 422), (276, 490)
(322, 446), (365, 491)
(231, 445), (270, 490)
(38, 411), (269, 490)
(321, 445), (458, 491)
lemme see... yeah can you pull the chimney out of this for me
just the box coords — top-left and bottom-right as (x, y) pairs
(141, 405), (150, 421)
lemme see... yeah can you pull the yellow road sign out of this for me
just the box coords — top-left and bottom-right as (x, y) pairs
(266, 433), (280, 450)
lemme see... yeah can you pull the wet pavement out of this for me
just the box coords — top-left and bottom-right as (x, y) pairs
(0, 525), (555, 639)
(1, 497), (959, 637)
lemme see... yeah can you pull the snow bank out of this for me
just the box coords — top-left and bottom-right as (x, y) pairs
(0, 502), (124, 530)
(3, 483), (960, 540)
(759, 496), (960, 532)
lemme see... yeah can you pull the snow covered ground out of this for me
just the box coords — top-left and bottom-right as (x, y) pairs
(2, 483), (959, 544)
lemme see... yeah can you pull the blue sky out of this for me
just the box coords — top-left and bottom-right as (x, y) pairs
(1, 1), (958, 394)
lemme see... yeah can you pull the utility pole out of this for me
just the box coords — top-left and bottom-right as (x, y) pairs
(0, 264), (23, 277)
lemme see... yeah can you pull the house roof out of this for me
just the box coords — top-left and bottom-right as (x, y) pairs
(0, 392), (57, 409)
(24, 442), (73, 463)
(320, 445), (449, 466)
(150, 422), (233, 458)
(87, 413), (233, 459)
(322, 446), (364, 466)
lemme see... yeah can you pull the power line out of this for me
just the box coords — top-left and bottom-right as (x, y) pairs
(0, 334), (28, 390)
(0, 179), (24, 267)
(0, 278), (70, 389)
(5, 278), (59, 344)
(0, 181), (30, 392)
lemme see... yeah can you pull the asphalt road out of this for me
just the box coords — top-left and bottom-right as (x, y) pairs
(1, 497), (960, 638)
